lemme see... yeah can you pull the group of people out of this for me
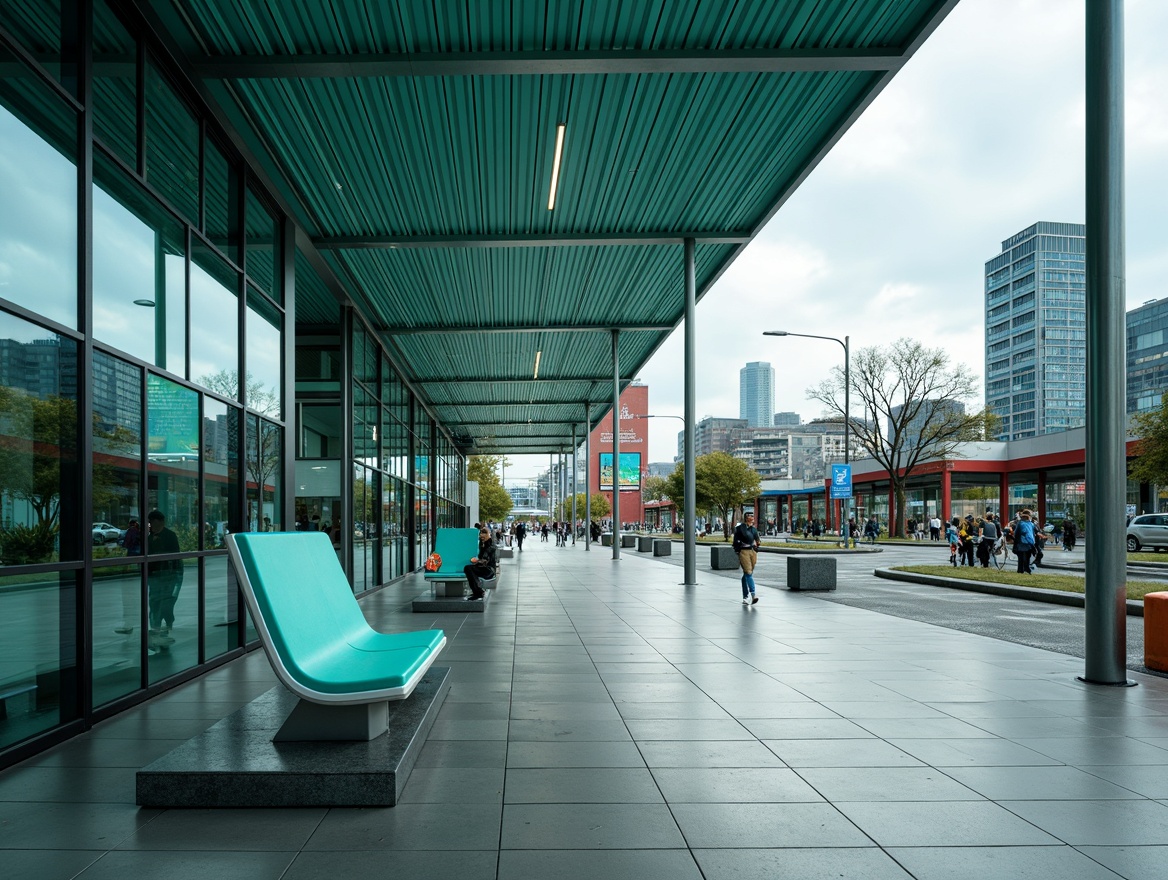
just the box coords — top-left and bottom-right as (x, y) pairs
(945, 509), (1075, 574)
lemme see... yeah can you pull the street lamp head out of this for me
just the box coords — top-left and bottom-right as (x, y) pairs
(762, 330), (788, 336)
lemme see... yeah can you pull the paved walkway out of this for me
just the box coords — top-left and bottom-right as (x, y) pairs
(2, 539), (1168, 879)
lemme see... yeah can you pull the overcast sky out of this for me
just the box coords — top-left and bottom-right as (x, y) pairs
(504, 0), (1168, 484)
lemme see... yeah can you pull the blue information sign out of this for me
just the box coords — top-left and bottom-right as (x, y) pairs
(830, 464), (853, 499)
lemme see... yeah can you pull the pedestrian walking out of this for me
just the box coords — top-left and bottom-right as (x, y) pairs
(946, 517), (960, 566)
(977, 511), (1000, 568)
(1014, 510), (1038, 574)
(733, 512), (761, 605)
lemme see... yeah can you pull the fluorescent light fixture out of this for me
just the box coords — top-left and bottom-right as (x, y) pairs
(533, 350), (542, 379)
(547, 123), (566, 210)
(133, 299), (155, 307)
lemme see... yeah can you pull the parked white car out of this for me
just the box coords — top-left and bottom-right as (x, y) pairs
(92, 522), (122, 544)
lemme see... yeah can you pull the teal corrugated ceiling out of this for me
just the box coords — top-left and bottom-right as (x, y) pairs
(161, 0), (953, 453)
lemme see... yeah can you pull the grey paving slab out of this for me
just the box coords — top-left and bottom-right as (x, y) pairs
(940, 765), (1148, 800)
(506, 740), (646, 768)
(284, 850), (498, 880)
(651, 767), (823, 803)
(671, 802), (873, 848)
(887, 846), (1124, 880)
(615, 701), (733, 720)
(0, 850), (103, 880)
(116, 807), (325, 851)
(304, 803), (501, 851)
(625, 719), (754, 741)
(637, 740), (786, 768)
(834, 801), (1061, 847)
(763, 738), (924, 768)
(1079, 763), (1168, 798)
(1011, 736), (1168, 766)
(397, 767), (505, 804)
(74, 850), (298, 880)
(1077, 845), (1168, 880)
(0, 801), (160, 850)
(795, 767), (984, 802)
(692, 847), (915, 880)
(501, 802), (684, 848)
(507, 719), (633, 741)
(999, 799), (1168, 845)
(497, 849), (703, 880)
(889, 737), (1064, 767)
(741, 718), (876, 739)
(427, 718), (510, 740)
(504, 768), (663, 803)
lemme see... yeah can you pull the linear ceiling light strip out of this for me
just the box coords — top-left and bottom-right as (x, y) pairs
(547, 122), (566, 210)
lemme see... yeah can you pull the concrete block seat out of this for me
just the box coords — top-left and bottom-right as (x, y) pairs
(228, 532), (446, 726)
(424, 528), (497, 597)
(787, 555), (837, 591)
(710, 545), (739, 569)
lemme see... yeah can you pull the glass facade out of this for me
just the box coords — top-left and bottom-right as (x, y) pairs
(984, 222), (1086, 440)
(0, 1), (467, 769)
(1126, 297), (1168, 413)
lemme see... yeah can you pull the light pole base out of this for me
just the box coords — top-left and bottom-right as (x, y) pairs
(1076, 676), (1137, 688)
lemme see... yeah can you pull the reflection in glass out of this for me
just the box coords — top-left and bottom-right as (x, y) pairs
(144, 60), (198, 225)
(0, 1), (72, 87)
(92, 566), (142, 706)
(245, 188), (277, 299)
(300, 403), (340, 458)
(0, 310), (78, 564)
(93, 152), (186, 372)
(146, 557), (197, 684)
(91, 351), (142, 559)
(190, 244), (239, 398)
(204, 555), (234, 660)
(203, 398), (238, 549)
(93, 0), (137, 168)
(0, 571), (76, 750)
(204, 136), (237, 258)
(146, 374), (199, 551)
(0, 51), (78, 328)
(246, 291), (282, 419)
(417, 489), (430, 565)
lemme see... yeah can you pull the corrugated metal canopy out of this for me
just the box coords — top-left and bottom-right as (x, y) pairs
(149, 0), (956, 453)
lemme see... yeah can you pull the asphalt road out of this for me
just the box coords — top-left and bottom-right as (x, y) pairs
(637, 537), (1161, 678)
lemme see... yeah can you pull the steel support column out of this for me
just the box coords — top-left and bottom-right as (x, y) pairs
(1083, 0), (1131, 686)
(571, 426), (577, 544)
(683, 238), (697, 584)
(584, 405), (592, 551)
(612, 329), (621, 560)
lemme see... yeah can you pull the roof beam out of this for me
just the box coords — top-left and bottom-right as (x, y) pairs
(445, 420), (580, 427)
(386, 324), (671, 336)
(412, 377), (612, 386)
(315, 231), (750, 249)
(194, 47), (903, 80)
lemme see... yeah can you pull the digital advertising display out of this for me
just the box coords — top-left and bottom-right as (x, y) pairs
(599, 452), (641, 492)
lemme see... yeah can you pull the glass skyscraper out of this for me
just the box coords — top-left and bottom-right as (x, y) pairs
(1127, 296), (1168, 414)
(739, 361), (775, 429)
(984, 222), (1086, 440)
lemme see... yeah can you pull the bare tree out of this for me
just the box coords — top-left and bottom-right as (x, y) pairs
(807, 338), (995, 538)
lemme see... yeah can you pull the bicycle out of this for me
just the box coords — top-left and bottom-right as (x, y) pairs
(990, 536), (1009, 570)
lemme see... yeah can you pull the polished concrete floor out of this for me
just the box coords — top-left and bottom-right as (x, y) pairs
(2, 539), (1168, 879)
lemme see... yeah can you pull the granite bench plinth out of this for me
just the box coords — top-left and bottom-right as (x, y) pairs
(136, 667), (449, 808)
(621, 534), (637, 548)
(497, 546), (514, 559)
(413, 590), (491, 613)
(653, 539), (672, 556)
(711, 546), (739, 569)
(601, 533), (613, 546)
(787, 555), (837, 591)
(637, 536), (655, 552)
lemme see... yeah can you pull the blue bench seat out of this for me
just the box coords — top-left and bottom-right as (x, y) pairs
(227, 533), (445, 738)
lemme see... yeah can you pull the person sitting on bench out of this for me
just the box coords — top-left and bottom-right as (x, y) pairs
(464, 527), (497, 600)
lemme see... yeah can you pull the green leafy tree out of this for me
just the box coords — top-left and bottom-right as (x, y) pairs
(587, 493), (611, 520)
(807, 337), (989, 538)
(0, 386), (76, 531)
(664, 453), (760, 538)
(468, 455), (513, 522)
(1131, 393), (1168, 487)
(641, 475), (670, 503)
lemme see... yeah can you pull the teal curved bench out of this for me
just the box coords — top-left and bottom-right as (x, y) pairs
(423, 528), (496, 596)
(227, 532), (446, 707)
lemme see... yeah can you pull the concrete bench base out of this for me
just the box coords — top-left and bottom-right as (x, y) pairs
(637, 536), (655, 552)
(136, 667), (450, 807)
(787, 555), (837, 591)
(413, 590), (491, 612)
(653, 539), (672, 556)
(497, 546), (514, 559)
(711, 546), (739, 570)
(621, 534), (637, 548)
(601, 533), (613, 546)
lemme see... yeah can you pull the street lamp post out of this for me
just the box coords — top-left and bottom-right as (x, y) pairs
(633, 413), (694, 583)
(764, 330), (851, 539)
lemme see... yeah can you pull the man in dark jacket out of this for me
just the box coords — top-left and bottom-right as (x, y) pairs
(733, 512), (761, 605)
(464, 527), (497, 600)
(146, 510), (183, 649)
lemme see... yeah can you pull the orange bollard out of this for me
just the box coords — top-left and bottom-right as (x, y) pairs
(1146, 592), (1168, 673)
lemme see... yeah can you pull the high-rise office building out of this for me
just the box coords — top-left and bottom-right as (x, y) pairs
(739, 361), (775, 428)
(984, 222), (1086, 440)
(1127, 296), (1168, 414)
(773, 411), (801, 427)
(676, 416), (749, 460)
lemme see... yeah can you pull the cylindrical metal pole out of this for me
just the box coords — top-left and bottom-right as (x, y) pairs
(683, 238), (697, 584)
(571, 426), (578, 544)
(584, 404), (592, 550)
(612, 328), (621, 560)
(1083, 0), (1129, 686)
(548, 453), (553, 524)
(844, 336), (850, 545)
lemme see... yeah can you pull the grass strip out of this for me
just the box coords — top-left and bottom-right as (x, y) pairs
(894, 565), (1164, 601)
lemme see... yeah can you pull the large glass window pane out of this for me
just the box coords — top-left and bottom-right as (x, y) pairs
(0, 571), (77, 750)
(146, 552), (196, 683)
(146, 374), (199, 552)
(93, 151), (186, 372)
(259, 420), (282, 532)
(92, 351), (141, 559)
(190, 244), (239, 398)
(92, 0), (136, 168)
(353, 384), (377, 464)
(0, 310), (79, 564)
(203, 398), (239, 549)
(0, 1), (76, 89)
(0, 47), (78, 328)
(203, 556), (233, 660)
(300, 403), (340, 458)
(245, 187), (277, 300)
(203, 136), (237, 258)
(144, 59), (198, 225)
(246, 290), (282, 419)
(92, 566), (142, 706)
